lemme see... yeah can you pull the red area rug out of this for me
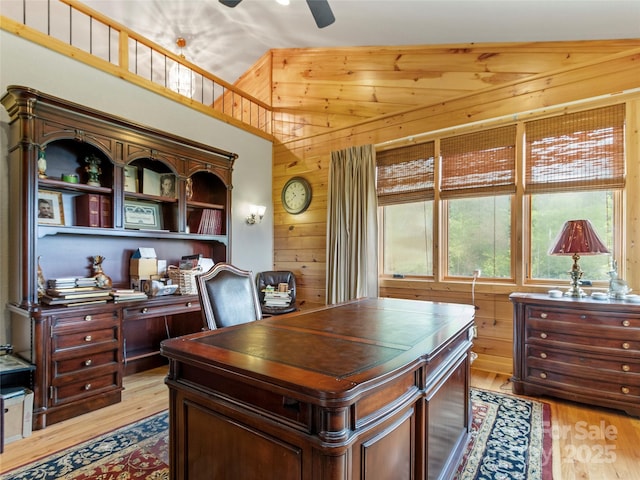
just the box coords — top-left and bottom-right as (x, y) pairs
(2, 389), (551, 480)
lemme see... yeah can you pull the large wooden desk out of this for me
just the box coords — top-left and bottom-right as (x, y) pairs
(161, 297), (475, 480)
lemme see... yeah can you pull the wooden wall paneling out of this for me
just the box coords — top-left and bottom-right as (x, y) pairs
(273, 48), (640, 372)
(626, 98), (640, 291)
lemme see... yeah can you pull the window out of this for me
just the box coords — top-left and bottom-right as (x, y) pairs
(377, 142), (435, 277)
(382, 201), (433, 276)
(441, 125), (516, 279)
(376, 102), (626, 285)
(525, 104), (624, 282)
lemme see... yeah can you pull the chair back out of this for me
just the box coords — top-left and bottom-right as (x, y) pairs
(256, 270), (297, 315)
(196, 262), (262, 329)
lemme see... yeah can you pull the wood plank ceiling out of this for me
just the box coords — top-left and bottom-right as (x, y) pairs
(234, 40), (640, 140)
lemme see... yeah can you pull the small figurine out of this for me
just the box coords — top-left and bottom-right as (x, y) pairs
(37, 255), (46, 298)
(608, 260), (631, 298)
(37, 146), (47, 179)
(84, 154), (102, 186)
(92, 255), (112, 289)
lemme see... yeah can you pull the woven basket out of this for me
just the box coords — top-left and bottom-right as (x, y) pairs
(167, 265), (202, 295)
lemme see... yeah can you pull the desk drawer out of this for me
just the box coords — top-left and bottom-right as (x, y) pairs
(525, 306), (640, 328)
(50, 368), (120, 406)
(52, 326), (119, 352)
(54, 349), (119, 376)
(123, 299), (199, 320)
(52, 310), (119, 329)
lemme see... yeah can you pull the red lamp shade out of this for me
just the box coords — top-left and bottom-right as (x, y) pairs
(548, 219), (609, 256)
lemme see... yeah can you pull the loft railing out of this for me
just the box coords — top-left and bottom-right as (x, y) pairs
(1, 0), (273, 138)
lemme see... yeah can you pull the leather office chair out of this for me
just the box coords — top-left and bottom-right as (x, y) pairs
(256, 270), (297, 316)
(196, 262), (262, 330)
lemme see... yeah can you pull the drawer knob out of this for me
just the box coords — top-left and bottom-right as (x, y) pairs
(85, 359), (93, 366)
(186, 302), (192, 307)
(84, 335), (92, 342)
(622, 320), (631, 327)
(540, 332), (548, 339)
(84, 315), (92, 321)
(142, 307), (148, 314)
(621, 386), (630, 395)
(540, 313), (548, 319)
(84, 383), (92, 390)
(540, 372), (547, 379)
(622, 342), (630, 350)
(622, 364), (630, 372)
(540, 352), (547, 359)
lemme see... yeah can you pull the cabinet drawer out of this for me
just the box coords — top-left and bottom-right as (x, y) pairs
(53, 326), (119, 351)
(123, 299), (199, 320)
(526, 319), (639, 353)
(525, 305), (639, 328)
(525, 366), (640, 403)
(51, 369), (120, 406)
(52, 309), (120, 329)
(526, 345), (640, 385)
(54, 349), (119, 376)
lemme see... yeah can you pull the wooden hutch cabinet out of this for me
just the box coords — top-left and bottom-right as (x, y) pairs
(2, 85), (236, 429)
(510, 293), (640, 417)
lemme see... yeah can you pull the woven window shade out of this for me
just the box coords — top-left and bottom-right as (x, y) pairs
(440, 125), (517, 198)
(525, 104), (625, 193)
(376, 142), (435, 205)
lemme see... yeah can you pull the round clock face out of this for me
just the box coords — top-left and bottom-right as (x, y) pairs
(282, 177), (312, 214)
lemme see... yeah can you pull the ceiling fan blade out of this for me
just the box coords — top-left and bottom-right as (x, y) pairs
(306, 0), (335, 28)
(219, 0), (243, 7)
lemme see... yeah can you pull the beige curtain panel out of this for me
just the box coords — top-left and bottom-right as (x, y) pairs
(326, 145), (378, 304)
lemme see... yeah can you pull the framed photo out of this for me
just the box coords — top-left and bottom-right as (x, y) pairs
(124, 200), (162, 230)
(123, 165), (139, 193)
(142, 169), (161, 196)
(37, 190), (64, 225)
(159, 173), (176, 198)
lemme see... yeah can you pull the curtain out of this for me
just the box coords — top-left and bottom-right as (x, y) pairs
(326, 145), (378, 304)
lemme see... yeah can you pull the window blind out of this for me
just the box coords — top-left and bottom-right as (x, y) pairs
(525, 104), (625, 193)
(440, 125), (517, 198)
(376, 141), (435, 205)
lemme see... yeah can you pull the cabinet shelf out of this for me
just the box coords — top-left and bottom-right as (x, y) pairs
(125, 192), (178, 204)
(187, 200), (225, 210)
(37, 224), (228, 244)
(39, 178), (112, 195)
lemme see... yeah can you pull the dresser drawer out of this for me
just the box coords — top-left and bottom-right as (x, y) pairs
(526, 305), (640, 328)
(526, 319), (639, 354)
(526, 345), (640, 385)
(52, 326), (119, 352)
(525, 365), (640, 403)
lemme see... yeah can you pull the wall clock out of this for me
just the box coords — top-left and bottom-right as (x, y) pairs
(281, 176), (312, 214)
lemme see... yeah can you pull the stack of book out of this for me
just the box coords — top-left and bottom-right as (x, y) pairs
(42, 278), (111, 306)
(262, 288), (292, 308)
(188, 209), (223, 235)
(110, 288), (148, 303)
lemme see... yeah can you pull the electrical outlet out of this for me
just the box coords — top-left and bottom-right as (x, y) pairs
(473, 269), (481, 278)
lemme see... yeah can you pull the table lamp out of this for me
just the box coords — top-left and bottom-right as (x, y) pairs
(548, 219), (610, 297)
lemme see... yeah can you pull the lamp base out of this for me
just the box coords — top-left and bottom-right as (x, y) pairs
(563, 285), (587, 297)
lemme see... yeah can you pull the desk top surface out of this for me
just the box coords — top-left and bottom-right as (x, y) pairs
(161, 297), (474, 397)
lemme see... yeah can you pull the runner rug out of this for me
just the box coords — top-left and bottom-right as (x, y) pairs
(2, 388), (551, 480)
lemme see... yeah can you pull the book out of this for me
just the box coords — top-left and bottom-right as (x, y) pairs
(75, 194), (101, 227)
(100, 195), (112, 228)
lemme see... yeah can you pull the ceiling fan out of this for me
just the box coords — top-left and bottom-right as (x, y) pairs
(219, 0), (335, 28)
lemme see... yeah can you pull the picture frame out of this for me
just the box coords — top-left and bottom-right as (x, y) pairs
(123, 165), (139, 193)
(159, 173), (177, 199)
(37, 190), (65, 225)
(142, 168), (161, 196)
(124, 200), (162, 230)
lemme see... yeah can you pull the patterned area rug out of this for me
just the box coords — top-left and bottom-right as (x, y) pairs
(2, 389), (551, 480)
(454, 389), (552, 480)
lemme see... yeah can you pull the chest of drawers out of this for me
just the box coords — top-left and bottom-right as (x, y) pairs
(510, 293), (640, 417)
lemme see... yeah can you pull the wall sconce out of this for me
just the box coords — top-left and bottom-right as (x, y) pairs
(246, 205), (266, 225)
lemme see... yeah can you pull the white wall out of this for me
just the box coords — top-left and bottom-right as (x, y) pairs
(0, 30), (274, 343)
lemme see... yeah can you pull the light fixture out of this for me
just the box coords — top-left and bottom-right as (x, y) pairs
(246, 205), (266, 225)
(168, 37), (196, 97)
(548, 219), (610, 297)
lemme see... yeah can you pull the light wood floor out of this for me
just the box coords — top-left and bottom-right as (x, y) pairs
(2, 368), (639, 478)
